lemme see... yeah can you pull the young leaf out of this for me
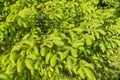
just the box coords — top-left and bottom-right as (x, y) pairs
(40, 47), (46, 56)
(69, 31), (75, 39)
(6, 64), (12, 74)
(26, 54), (37, 60)
(97, 29), (106, 35)
(86, 38), (92, 45)
(34, 46), (39, 56)
(77, 67), (85, 79)
(83, 67), (96, 80)
(70, 48), (78, 57)
(66, 56), (72, 71)
(1, 54), (9, 68)
(17, 57), (23, 73)
(50, 54), (57, 66)
(25, 59), (35, 76)
(9, 53), (16, 66)
(45, 52), (53, 64)
(94, 31), (100, 39)
(25, 59), (34, 70)
(34, 60), (40, 70)
(0, 74), (8, 80)
(59, 50), (69, 60)
(99, 42), (105, 52)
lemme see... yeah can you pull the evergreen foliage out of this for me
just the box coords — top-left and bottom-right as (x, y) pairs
(0, 0), (120, 80)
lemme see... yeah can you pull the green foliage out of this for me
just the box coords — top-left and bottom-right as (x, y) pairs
(0, 0), (120, 80)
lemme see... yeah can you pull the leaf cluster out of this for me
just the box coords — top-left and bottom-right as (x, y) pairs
(0, 0), (120, 80)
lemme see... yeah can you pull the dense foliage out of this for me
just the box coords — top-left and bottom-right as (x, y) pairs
(0, 0), (120, 80)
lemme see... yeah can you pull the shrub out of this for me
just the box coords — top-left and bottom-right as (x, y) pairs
(0, 0), (120, 80)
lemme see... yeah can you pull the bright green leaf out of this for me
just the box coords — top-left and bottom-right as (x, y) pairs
(50, 54), (57, 66)
(40, 47), (46, 56)
(25, 59), (34, 70)
(83, 67), (96, 80)
(77, 67), (85, 79)
(17, 57), (23, 73)
(34, 60), (40, 70)
(33, 46), (39, 55)
(0, 74), (8, 80)
(99, 42), (105, 52)
(59, 50), (69, 60)
(45, 52), (53, 64)
(66, 56), (72, 71)
(71, 48), (78, 57)
(97, 29), (106, 35)
(9, 53), (16, 66)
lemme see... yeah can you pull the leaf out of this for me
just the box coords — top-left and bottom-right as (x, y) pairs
(45, 42), (53, 48)
(52, 37), (64, 46)
(59, 50), (69, 60)
(37, 3), (43, 8)
(56, 14), (62, 19)
(18, 18), (22, 26)
(0, 74), (8, 79)
(53, 41), (64, 46)
(71, 48), (78, 57)
(22, 22), (27, 28)
(72, 28), (83, 33)
(86, 38), (92, 45)
(94, 31), (100, 39)
(40, 47), (46, 56)
(50, 54), (57, 66)
(99, 42), (105, 52)
(66, 56), (72, 71)
(49, 15), (54, 20)
(113, 39), (120, 46)
(77, 67), (85, 79)
(18, 8), (32, 17)
(45, 52), (53, 64)
(33, 46), (39, 55)
(55, 65), (59, 73)
(26, 54), (37, 60)
(69, 31), (75, 39)
(97, 29), (106, 35)
(72, 65), (78, 74)
(6, 13), (16, 22)
(34, 60), (40, 70)
(83, 67), (96, 80)
(6, 64), (12, 74)
(25, 59), (34, 76)
(9, 53), (16, 66)
(25, 59), (34, 70)
(1, 54), (9, 68)
(17, 57), (23, 73)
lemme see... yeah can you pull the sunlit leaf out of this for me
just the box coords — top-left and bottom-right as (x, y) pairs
(86, 38), (92, 45)
(50, 54), (57, 66)
(66, 56), (72, 71)
(9, 53), (16, 66)
(33, 46), (39, 55)
(17, 57), (23, 73)
(83, 67), (96, 80)
(26, 54), (37, 60)
(25, 59), (34, 70)
(34, 60), (40, 70)
(0, 74), (8, 80)
(70, 48), (78, 57)
(77, 67), (85, 79)
(99, 42), (105, 52)
(40, 47), (46, 56)
(45, 52), (53, 64)
(59, 50), (69, 60)
(97, 29), (106, 35)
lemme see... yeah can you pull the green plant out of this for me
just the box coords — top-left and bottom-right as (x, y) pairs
(0, 0), (120, 80)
